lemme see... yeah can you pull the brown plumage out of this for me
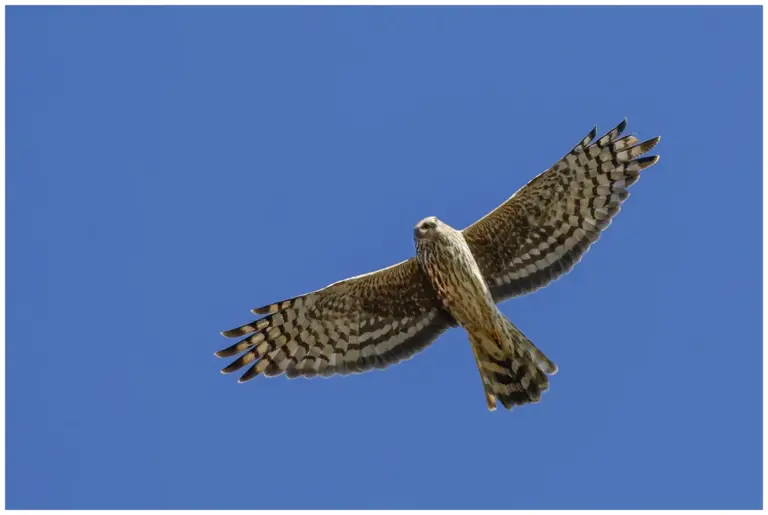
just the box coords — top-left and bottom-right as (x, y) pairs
(216, 118), (661, 411)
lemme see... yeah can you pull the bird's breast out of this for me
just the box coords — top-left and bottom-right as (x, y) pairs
(419, 232), (496, 330)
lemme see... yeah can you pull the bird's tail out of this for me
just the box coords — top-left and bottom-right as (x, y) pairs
(468, 315), (557, 411)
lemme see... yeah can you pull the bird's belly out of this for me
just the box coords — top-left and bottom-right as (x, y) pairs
(428, 244), (498, 331)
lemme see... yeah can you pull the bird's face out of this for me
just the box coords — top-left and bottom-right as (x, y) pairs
(414, 216), (441, 240)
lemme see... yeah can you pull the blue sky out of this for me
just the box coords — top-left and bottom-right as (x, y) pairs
(6, 6), (761, 510)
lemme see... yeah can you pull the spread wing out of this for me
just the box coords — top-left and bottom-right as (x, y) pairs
(216, 258), (456, 382)
(463, 118), (661, 303)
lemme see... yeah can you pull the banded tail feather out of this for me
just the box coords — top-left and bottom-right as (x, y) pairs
(469, 315), (557, 411)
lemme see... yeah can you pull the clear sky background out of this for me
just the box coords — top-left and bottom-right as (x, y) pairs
(6, 6), (762, 510)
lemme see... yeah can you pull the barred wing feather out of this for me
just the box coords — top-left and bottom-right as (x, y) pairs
(462, 118), (661, 303)
(216, 258), (455, 382)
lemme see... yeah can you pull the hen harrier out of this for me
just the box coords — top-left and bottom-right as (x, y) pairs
(216, 118), (661, 411)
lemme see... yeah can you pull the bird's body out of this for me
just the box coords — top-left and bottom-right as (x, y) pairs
(415, 217), (497, 337)
(216, 118), (661, 411)
(414, 216), (556, 409)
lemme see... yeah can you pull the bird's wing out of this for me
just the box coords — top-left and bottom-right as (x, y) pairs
(216, 258), (456, 382)
(462, 119), (661, 303)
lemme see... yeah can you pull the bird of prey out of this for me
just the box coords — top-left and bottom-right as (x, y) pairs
(216, 118), (661, 411)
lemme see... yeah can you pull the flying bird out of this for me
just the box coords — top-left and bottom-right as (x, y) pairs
(216, 118), (661, 411)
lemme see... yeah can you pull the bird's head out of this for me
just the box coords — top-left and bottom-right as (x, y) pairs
(414, 216), (441, 240)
